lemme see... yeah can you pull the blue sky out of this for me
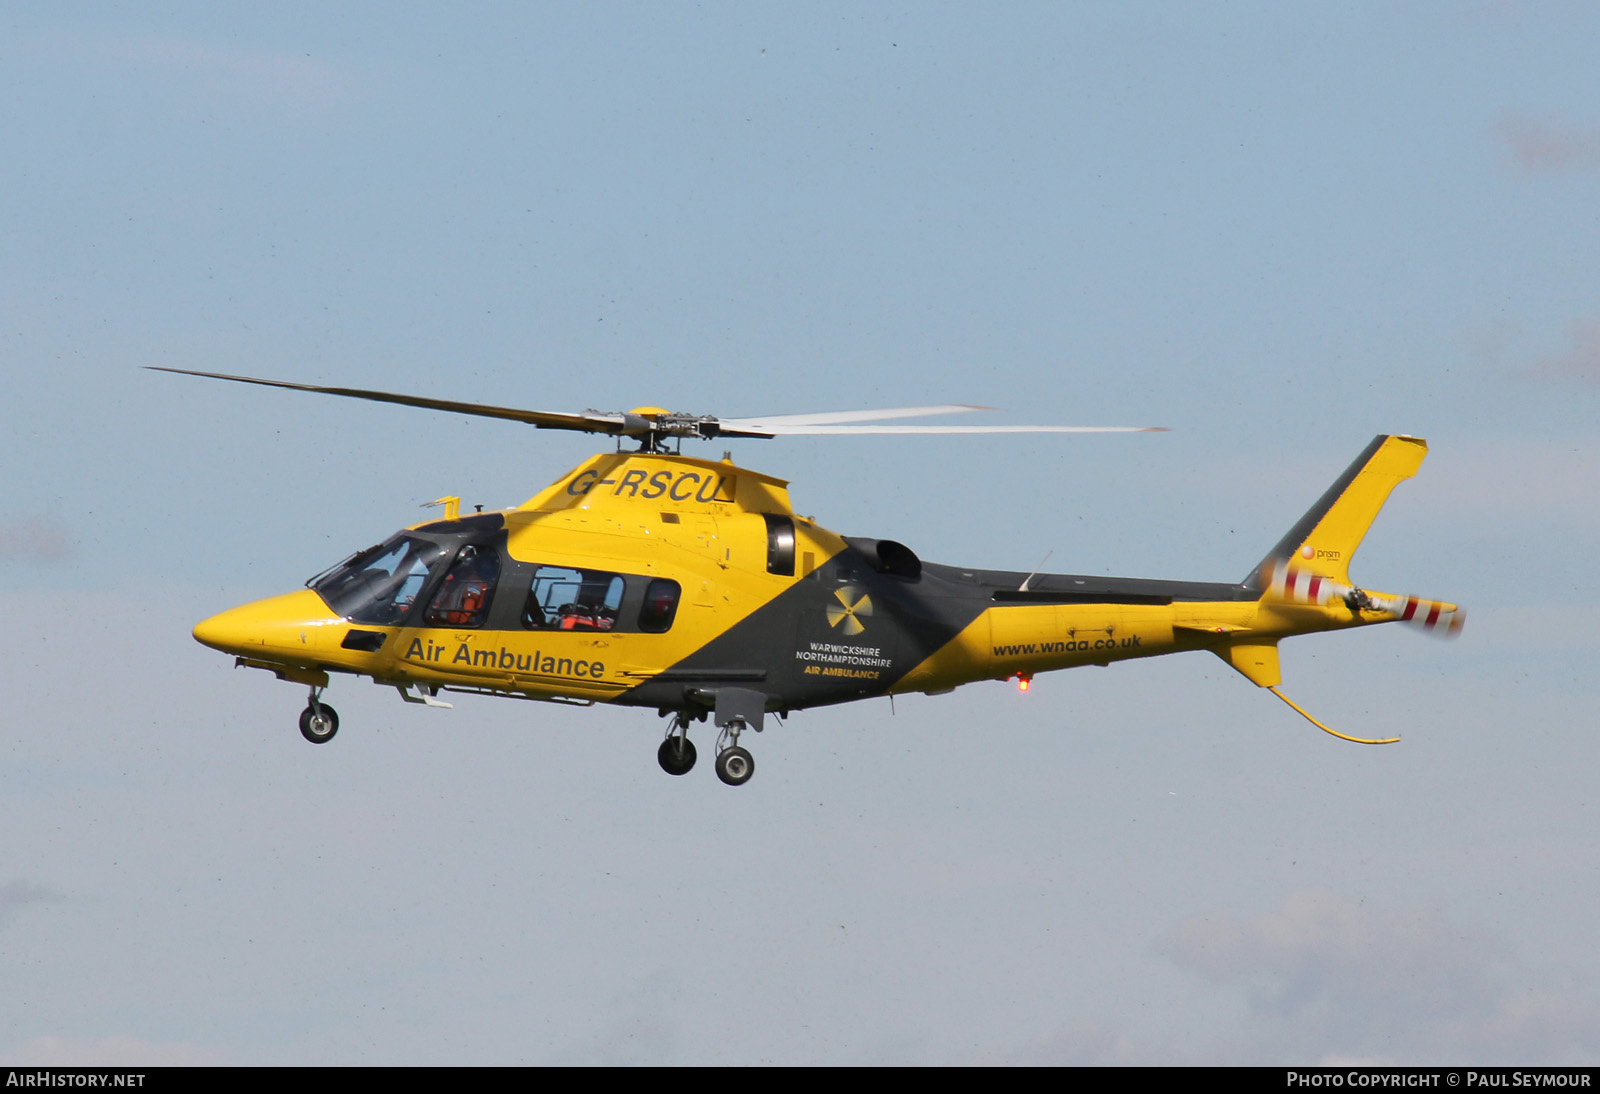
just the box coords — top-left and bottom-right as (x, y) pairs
(1, 2), (1597, 1065)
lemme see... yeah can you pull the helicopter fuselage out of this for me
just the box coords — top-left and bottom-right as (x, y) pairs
(159, 359), (1463, 782)
(192, 446), (1418, 726)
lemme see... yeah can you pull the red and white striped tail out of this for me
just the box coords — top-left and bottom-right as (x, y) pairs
(1369, 593), (1466, 638)
(1263, 560), (1349, 606)
(1261, 561), (1464, 638)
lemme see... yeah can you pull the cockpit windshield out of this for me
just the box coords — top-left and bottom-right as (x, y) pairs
(311, 534), (452, 625)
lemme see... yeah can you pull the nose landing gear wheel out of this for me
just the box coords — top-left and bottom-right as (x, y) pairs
(299, 703), (339, 744)
(715, 746), (754, 787)
(657, 735), (697, 776)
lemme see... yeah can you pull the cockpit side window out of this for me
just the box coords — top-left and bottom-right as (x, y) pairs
(423, 545), (500, 628)
(313, 535), (451, 625)
(524, 566), (624, 632)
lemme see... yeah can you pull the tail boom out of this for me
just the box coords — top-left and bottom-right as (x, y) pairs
(891, 434), (1460, 747)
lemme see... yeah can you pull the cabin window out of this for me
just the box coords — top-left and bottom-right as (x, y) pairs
(638, 578), (682, 633)
(423, 545), (500, 628)
(524, 566), (624, 631)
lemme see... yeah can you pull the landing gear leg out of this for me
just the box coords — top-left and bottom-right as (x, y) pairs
(705, 687), (765, 787)
(658, 713), (697, 776)
(299, 687), (339, 744)
(714, 720), (755, 787)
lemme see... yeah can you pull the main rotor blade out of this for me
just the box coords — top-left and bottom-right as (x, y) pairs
(723, 405), (993, 428)
(149, 368), (1169, 441)
(740, 424), (1170, 435)
(722, 407), (1166, 433)
(145, 368), (627, 434)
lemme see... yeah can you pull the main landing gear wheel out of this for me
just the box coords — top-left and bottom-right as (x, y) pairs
(299, 703), (339, 744)
(715, 746), (754, 787)
(657, 735), (697, 776)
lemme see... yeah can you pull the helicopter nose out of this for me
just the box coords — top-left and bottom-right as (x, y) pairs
(193, 589), (345, 659)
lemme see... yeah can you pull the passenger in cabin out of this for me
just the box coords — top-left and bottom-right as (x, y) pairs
(558, 578), (617, 631)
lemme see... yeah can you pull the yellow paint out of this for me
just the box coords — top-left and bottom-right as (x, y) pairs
(194, 434), (1460, 746)
(1285, 435), (1426, 584)
(1222, 641), (1281, 688)
(193, 453), (847, 707)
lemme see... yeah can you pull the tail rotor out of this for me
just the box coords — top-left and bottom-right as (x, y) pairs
(1260, 560), (1464, 638)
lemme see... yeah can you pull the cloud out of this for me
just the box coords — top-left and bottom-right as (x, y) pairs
(1386, 434), (1600, 550)
(1470, 315), (1600, 387)
(544, 970), (686, 1066)
(33, 30), (356, 114)
(1160, 891), (1599, 1064)
(1532, 320), (1600, 383)
(0, 879), (62, 927)
(993, 1021), (1151, 1066)
(0, 517), (72, 563)
(1496, 116), (1600, 174)
(1, 1036), (225, 1067)
(1166, 891), (1495, 1018)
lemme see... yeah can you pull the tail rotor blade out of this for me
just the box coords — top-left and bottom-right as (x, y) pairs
(1368, 593), (1466, 638)
(1260, 561), (1463, 638)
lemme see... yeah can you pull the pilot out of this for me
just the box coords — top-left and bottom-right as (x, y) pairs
(429, 546), (498, 626)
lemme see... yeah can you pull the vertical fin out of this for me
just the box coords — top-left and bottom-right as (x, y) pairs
(1247, 435), (1427, 587)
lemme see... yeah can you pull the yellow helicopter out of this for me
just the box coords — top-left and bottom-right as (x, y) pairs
(155, 368), (1463, 786)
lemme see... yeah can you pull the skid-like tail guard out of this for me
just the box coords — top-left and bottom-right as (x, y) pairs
(1267, 685), (1400, 745)
(1214, 632), (1401, 744)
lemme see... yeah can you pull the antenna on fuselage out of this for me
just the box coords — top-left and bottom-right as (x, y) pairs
(1019, 550), (1054, 592)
